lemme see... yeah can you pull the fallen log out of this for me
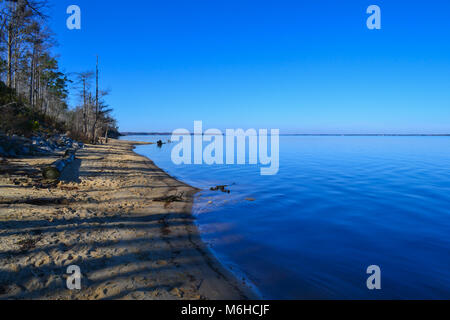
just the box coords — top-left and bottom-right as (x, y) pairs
(42, 149), (76, 180)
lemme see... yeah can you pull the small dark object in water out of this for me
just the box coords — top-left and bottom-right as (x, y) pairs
(210, 185), (231, 193)
(157, 140), (164, 148)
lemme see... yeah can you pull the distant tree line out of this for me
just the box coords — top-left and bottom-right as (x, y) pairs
(0, 0), (119, 142)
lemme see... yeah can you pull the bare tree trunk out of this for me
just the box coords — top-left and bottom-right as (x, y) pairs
(7, 23), (13, 87)
(6, 0), (17, 89)
(29, 45), (35, 107)
(105, 127), (109, 144)
(82, 78), (87, 135)
(91, 55), (99, 144)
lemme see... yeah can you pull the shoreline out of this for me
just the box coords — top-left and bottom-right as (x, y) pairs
(0, 139), (257, 300)
(126, 140), (259, 300)
(130, 140), (263, 299)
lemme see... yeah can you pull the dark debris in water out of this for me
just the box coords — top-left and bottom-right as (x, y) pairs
(210, 185), (231, 193)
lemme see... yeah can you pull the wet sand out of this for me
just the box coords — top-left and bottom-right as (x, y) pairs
(0, 139), (256, 300)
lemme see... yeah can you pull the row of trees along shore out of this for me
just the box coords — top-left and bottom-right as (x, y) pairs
(0, 0), (119, 143)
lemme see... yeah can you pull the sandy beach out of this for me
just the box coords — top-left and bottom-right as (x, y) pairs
(0, 139), (256, 300)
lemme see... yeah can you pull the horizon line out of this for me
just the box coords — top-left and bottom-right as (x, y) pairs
(120, 132), (450, 137)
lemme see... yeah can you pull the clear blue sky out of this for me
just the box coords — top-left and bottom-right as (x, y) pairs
(48, 0), (450, 134)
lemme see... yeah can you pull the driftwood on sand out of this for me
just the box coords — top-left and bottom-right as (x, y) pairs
(42, 149), (77, 180)
(152, 193), (184, 203)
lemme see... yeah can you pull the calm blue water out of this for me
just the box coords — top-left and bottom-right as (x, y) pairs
(123, 135), (450, 299)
